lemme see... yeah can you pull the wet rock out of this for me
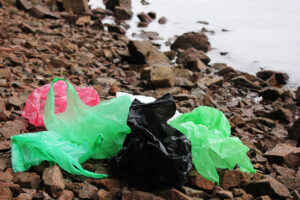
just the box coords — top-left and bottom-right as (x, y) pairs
(57, 190), (74, 200)
(176, 48), (210, 67)
(0, 118), (28, 139)
(128, 40), (170, 65)
(259, 87), (283, 101)
(264, 143), (300, 168)
(149, 66), (175, 88)
(30, 5), (59, 19)
(78, 183), (98, 199)
(76, 15), (91, 26)
(289, 119), (300, 141)
(232, 75), (261, 90)
(171, 32), (210, 52)
(245, 177), (291, 199)
(158, 16), (167, 24)
(62, 0), (89, 14)
(157, 188), (193, 200)
(188, 170), (215, 191)
(114, 6), (133, 20)
(137, 12), (152, 23)
(13, 172), (41, 189)
(104, 0), (132, 11)
(148, 11), (156, 19)
(256, 70), (289, 85)
(107, 24), (126, 34)
(219, 170), (243, 190)
(0, 183), (13, 200)
(16, 0), (32, 10)
(42, 165), (65, 198)
(123, 189), (165, 200)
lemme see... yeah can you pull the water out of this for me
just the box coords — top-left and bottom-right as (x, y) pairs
(90, 0), (300, 87)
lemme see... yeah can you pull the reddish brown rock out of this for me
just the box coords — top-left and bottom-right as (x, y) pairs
(176, 48), (210, 67)
(0, 118), (28, 139)
(0, 140), (11, 151)
(0, 68), (11, 79)
(16, 0), (32, 10)
(78, 183), (98, 199)
(42, 165), (65, 198)
(104, 0), (132, 11)
(62, 0), (89, 14)
(182, 186), (211, 199)
(57, 190), (74, 200)
(88, 178), (120, 191)
(219, 170), (243, 189)
(157, 188), (192, 200)
(171, 32), (210, 52)
(289, 118), (300, 141)
(107, 24), (126, 34)
(97, 189), (110, 199)
(150, 66), (175, 88)
(30, 5), (59, 19)
(13, 172), (41, 189)
(15, 193), (32, 200)
(0, 171), (13, 183)
(137, 12), (152, 23)
(188, 170), (215, 191)
(123, 189), (165, 200)
(245, 177), (291, 199)
(268, 107), (293, 124)
(114, 6), (133, 20)
(0, 183), (13, 200)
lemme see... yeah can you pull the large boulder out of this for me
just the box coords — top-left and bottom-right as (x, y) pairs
(128, 40), (170, 65)
(171, 32), (210, 52)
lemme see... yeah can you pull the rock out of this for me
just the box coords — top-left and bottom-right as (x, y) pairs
(78, 53), (94, 66)
(255, 195), (272, 200)
(30, 5), (59, 19)
(20, 23), (36, 33)
(273, 165), (296, 177)
(157, 188), (193, 200)
(62, 0), (89, 14)
(16, 0), (32, 10)
(97, 189), (110, 199)
(0, 68), (11, 79)
(57, 190), (74, 200)
(51, 57), (70, 68)
(107, 24), (126, 34)
(92, 7), (113, 15)
(114, 6), (133, 20)
(0, 140), (11, 151)
(256, 70), (289, 85)
(182, 186), (211, 199)
(89, 179), (120, 191)
(215, 189), (234, 200)
(138, 22), (149, 27)
(267, 107), (293, 124)
(137, 12), (152, 23)
(219, 170), (243, 190)
(158, 16), (167, 24)
(42, 165), (65, 198)
(176, 48), (210, 67)
(0, 118), (28, 139)
(148, 12), (156, 19)
(149, 66), (175, 88)
(104, 0), (132, 11)
(15, 193), (32, 200)
(289, 119), (300, 141)
(199, 76), (223, 87)
(188, 170), (215, 191)
(7, 95), (25, 110)
(259, 87), (284, 101)
(64, 42), (78, 54)
(0, 183), (13, 200)
(245, 177), (291, 199)
(0, 171), (13, 183)
(78, 183), (98, 199)
(232, 75), (261, 89)
(276, 175), (300, 190)
(76, 15), (91, 26)
(296, 87), (300, 104)
(13, 172), (41, 189)
(128, 40), (170, 65)
(123, 189), (165, 200)
(164, 50), (176, 60)
(264, 143), (300, 168)
(171, 32), (210, 52)
(70, 64), (84, 75)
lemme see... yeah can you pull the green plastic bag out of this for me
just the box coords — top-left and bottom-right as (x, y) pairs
(169, 106), (256, 184)
(11, 78), (132, 178)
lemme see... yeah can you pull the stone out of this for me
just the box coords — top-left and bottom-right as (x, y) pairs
(148, 11), (156, 19)
(128, 40), (170, 65)
(150, 66), (175, 88)
(216, 189), (234, 200)
(57, 190), (74, 200)
(123, 189), (165, 200)
(259, 87), (283, 101)
(276, 175), (300, 190)
(62, 0), (89, 14)
(188, 170), (215, 191)
(97, 189), (110, 199)
(107, 24), (126, 34)
(199, 76), (223, 87)
(15, 193), (32, 200)
(137, 12), (152, 23)
(219, 170), (243, 189)
(114, 6), (133, 20)
(182, 186), (211, 199)
(289, 119), (300, 141)
(0, 68), (11, 79)
(264, 143), (300, 168)
(0, 140), (11, 151)
(176, 48), (210, 66)
(171, 32), (210, 52)
(158, 16), (167, 24)
(78, 53), (94, 66)
(256, 70), (289, 85)
(104, 0), (132, 11)
(20, 23), (36, 33)
(232, 75), (261, 89)
(7, 95), (25, 110)
(30, 5), (59, 19)
(42, 165), (65, 198)
(245, 177), (291, 199)
(164, 50), (176, 60)
(254, 196), (271, 200)
(0, 171), (13, 183)
(92, 7), (113, 15)
(76, 16), (91, 26)
(157, 188), (193, 200)
(16, 0), (32, 10)
(13, 172), (41, 189)
(0, 118), (28, 139)
(296, 87), (300, 104)
(88, 179), (120, 191)
(51, 57), (70, 68)
(78, 183), (98, 199)
(0, 183), (13, 200)
(273, 165), (296, 177)
(267, 107), (293, 124)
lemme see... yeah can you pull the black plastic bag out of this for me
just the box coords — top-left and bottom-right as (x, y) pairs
(108, 94), (193, 189)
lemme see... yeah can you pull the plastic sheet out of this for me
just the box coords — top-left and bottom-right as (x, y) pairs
(22, 80), (100, 127)
(169, 106), (256, 184)
(109, 94), (193, 189)
(12, 78), (132, 178)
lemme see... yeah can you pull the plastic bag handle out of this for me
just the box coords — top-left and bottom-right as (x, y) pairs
(44, 77), (81, 124)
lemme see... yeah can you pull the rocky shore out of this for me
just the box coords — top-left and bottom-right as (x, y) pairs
(0, 0), (299, 199)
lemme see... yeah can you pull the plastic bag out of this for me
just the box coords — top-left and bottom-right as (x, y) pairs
(22, 80), (100, 127)
(12, 77), (132, 178)
(109, 94), (193, 189)
(169, 106), (256, 184)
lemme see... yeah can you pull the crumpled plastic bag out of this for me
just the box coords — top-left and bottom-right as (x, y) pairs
(12, 77), (132, 178)
(169, 106), (256, 184)
(109, 94), (193, 189)
(22, 80), (100, 127)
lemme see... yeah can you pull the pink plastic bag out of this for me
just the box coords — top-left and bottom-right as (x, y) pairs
(22, 80), (100, 127)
